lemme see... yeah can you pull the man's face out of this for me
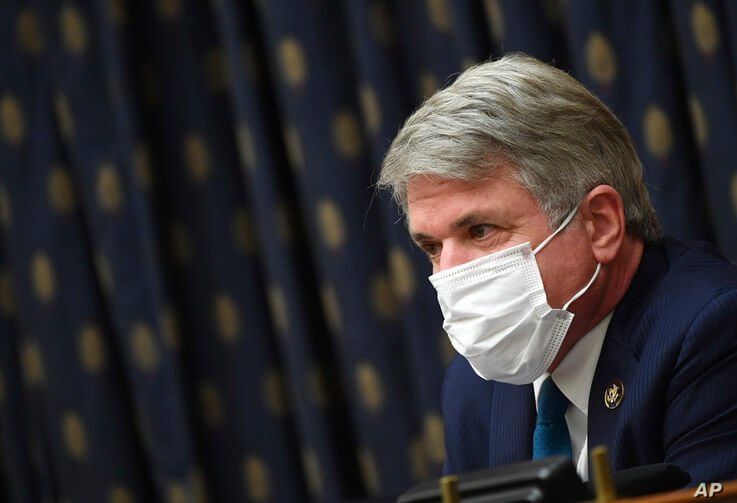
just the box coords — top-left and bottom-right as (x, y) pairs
(406, 165), (595, 310)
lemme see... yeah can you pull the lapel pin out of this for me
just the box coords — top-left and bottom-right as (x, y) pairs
(604, 380), (624, 410)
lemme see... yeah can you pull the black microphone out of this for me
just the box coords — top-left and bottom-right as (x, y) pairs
(396, 458), (690, 502)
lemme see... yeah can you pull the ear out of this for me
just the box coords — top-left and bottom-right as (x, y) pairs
(579, 185), (626, 265)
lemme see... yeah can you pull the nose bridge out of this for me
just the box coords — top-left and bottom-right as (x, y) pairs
(438, 239), (471, 272)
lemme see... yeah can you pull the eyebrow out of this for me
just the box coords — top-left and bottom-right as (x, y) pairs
(410, 212), (492, 243)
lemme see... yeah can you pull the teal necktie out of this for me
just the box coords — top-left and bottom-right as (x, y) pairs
(532, 376), (573, 460)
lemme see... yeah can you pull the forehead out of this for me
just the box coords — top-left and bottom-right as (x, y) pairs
(407, 167), (517, 211)
(406, 168), (540, 233)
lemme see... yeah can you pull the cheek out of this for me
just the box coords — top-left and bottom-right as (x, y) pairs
(536, 232), (592, 307)
(437, 241), (490, 271)
(537, 260), (568, 307)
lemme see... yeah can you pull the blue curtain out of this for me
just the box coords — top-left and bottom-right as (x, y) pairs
(0, 0), (734, 501)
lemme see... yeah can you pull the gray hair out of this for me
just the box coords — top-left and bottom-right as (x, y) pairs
(378, 53), (661, 242)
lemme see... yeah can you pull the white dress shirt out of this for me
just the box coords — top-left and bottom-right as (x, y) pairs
(533, 312), (613, 481)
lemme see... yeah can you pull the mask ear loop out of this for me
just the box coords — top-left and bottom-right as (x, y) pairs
(533, 206), (580, 255)
(563, 262), (602, 311)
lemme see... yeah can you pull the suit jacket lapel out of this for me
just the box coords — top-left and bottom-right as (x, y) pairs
(588, 330), (639, 468)
(588, 241), (669, 468)
(488, 382), (536, 466)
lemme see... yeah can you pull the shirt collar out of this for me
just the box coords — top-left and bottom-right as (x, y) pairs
(533, 312), (613, 416)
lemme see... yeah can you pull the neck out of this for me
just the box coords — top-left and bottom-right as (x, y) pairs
(547, 235), (644, 373)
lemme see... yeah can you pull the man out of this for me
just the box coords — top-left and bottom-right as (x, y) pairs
(378, 54), (737, 484)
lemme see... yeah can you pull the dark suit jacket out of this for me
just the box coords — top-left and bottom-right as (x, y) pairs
(442, 238), (737, 484)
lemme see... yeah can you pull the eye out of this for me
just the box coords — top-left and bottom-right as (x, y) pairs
(469, 224), (495, 239)
(420, 242), (441, 259)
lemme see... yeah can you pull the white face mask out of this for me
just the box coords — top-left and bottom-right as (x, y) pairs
(428, 207), (601, 385)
